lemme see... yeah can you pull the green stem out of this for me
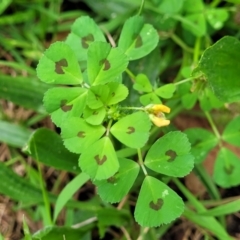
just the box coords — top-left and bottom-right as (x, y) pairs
(174, 76), (198, 86)
(137, 0), (145, 15)
(193, 37), (201, 65)
(170, 33), (194, 53)
(137, 148), (148, 175)
(204, 111), (221, 140)
(125, 68), (136, 82)
(106, 119), (113, 136)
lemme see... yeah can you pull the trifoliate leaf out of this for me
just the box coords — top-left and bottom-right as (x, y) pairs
(134, 176), (184, 227)
(184, 128), (218, 163)
(79, 137), (119, 180)
(140, 93), (161, 106)
(222, 116), (240, 147)
(145, 131), (194, 177)
(83, 106), (106, 125)
(155, 84), (176, 99)
(192, 36), (240, 103)
(61, 117), (106, 154)
(43, 87), (88, 127)
(133, 74), (152, 93)
(37, 41), (82, 85)
(110, 112), (151, 149)
(87, 42), (128, 85)
(118, 15), (159, 60)
(94, 158), (140, 203)
(213, 148), (240, 188)
(66, 16), (106, 61)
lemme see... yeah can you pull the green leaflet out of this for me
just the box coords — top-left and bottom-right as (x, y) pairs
(134, 176), (184, 227)
(43, 87), (88, 127)
(66, 16), (106, 61)
(79, 137), (119, 180)
(213, 148), (240, 188)
(222, 116), (240, 147)
(118, 15), (159, 60)
(110, 111), (151, 149)
(94, 158), (140, 203)
(145, 131), (194, 177)
(87, 42), (128, 85)
(37, 41), (82, 85)
(61, 117), (106, 154)
(184, 128), (219, 163)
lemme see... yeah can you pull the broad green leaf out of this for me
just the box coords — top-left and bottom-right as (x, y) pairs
(0, 0), (12, 15)
(61, 118), (106, 153)
(133, 74), (152, 92)
(182, 13), (206, 37)
(106, 82), (129, 105)
(37, 41), (82, 85)
(205, 8), (229, 30)
(87, 42), (128, 85)
(0, 161), (43, 203)
(32, 225), (91, 240)
(213, 148), (240, 188)
(83, 106), (106, 125)
(110, 112), (151, 148)
(184, 128), (218, 163)
(43, 87), (88, 127)
(66, 16), (106, 61)
(79, 137), (119, 180)
(199, 199), (240, 217)
(222, 116), (240, 147)
(0, 121), (32, 148)
(0, 75), (51, 113)
(145, 131), (194, 177)
(140, 92), (161, 106)
(118, 15), (159, 60)
(193, 36), (240, 102)
(26, 128), (79, 173)
(135, 176), (184, 227)
(155, 84), (176, 99)
(87, 85), (109, 109)
(94, 158), (140, 203)
(54, 172), (90, 221)
(158, 0), (184, 14)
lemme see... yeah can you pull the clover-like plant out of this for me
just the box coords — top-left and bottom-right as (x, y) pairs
(36, 15), (195, 227)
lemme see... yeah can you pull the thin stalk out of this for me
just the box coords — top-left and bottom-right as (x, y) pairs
(170, 33), (194, 53)
(138, 148), (148, 175)
(137, 0), (145, 16)
(193, 37), (201, 65)
(174, 76), (198, 86)
(204, 111), (221, 140)
(125, 68), (136, 82)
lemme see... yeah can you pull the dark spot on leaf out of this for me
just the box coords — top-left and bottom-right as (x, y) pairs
(135, 35), (143, 48)
(81, 34), (94, 49)
(166, 150), (177, 162)
(149, 198), (164, 211)
(193, 139), (201, 147)
(60, 100), (73, 112)
(111, 92), (115, 97)
(99, 58), (111, 71)
(93, 111), (98, 115)
(95, 94), (100, 100)
(126, 126), (135, 134)
(107, 175), (118, 184)
(55, 59), (68, 74)
(77, 131), (85, 138)
(94, 155), (107, 165)
(224, 164), (234, 175)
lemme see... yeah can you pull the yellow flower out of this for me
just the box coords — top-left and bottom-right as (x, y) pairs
(146, 104), (171, 127)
